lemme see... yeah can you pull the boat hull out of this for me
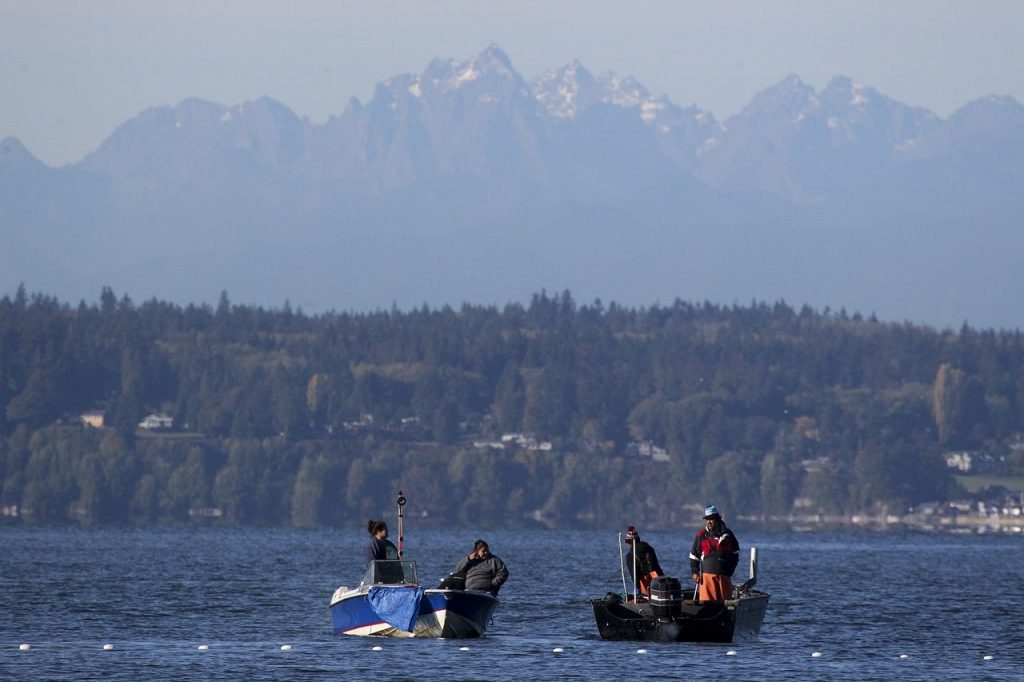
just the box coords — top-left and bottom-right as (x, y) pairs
(331, 588), (499, 638)
(591, 591), (769, 643)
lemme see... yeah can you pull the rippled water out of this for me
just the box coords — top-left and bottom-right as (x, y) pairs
(2, 526), (1023, 680)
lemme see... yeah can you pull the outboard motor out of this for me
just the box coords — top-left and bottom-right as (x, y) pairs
(650, 576), (683, 621)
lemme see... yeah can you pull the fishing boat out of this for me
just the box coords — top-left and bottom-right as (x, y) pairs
(591, 545), (769, 643)
(328, 491), (500, 638)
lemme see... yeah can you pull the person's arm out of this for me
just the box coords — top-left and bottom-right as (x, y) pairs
(720, 531), (740, 576)
(455, 555), (472, 573)
(491, 557), (509, 588)
(689, 533), (702, 581)
(648, 546), (663, 576)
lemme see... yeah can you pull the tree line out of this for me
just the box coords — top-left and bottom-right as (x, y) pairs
(2, 285), (1023, 527)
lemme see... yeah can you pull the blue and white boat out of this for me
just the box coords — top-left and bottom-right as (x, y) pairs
(329, 490), (500, 638)
(329, 559), (500, 638)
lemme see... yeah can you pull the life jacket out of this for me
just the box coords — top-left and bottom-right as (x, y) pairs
(696, 528), (738, 576)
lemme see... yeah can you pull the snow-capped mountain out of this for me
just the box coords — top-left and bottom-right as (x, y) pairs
(2, 46), (1023, 329)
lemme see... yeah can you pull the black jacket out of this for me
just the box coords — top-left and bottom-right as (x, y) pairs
(625, 540), (663, 585)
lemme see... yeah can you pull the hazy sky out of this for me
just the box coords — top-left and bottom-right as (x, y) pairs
(3, 0), (1022, 166)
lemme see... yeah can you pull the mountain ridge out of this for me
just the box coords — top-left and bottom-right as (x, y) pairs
(2, 46), (1023, 330)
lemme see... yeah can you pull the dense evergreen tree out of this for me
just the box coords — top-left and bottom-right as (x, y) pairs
(1, 287), (1022, 527)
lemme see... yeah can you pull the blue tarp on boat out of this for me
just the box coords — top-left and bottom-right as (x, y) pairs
(368, 585), (426, 632)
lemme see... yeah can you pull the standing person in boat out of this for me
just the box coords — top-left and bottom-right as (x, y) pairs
(454, 539), (509, 597)
(364, 519), (399, 569)
(689, 505), (740, 601)
(624, 525), (663, 598)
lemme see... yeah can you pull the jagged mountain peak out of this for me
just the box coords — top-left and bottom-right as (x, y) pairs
(597, 72), (651, 108)
(822, 76), (876, 108)
(531, 60), (600, 119)
(734, 73), (819, 123)
(420, 44), (524, 94)
(531, 61), (659, 120)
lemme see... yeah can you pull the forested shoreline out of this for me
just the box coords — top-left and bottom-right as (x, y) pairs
(2, 286), (1023, 528)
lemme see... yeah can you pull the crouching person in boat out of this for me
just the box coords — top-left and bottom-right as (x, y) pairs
(454, 539), (509, 597)
(624, 525), (663, 599)
(689, 505), (740, 601)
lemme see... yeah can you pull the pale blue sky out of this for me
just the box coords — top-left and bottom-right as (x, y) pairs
(3, 0), (1022, 166)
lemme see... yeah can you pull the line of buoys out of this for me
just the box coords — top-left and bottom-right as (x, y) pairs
(19, 644), (31, 651)
(102, 644), (114, 651)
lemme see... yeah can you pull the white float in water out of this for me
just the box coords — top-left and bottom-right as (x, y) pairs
(983, 655), (994, 661)
(899, 654), (909, 659)
(103, 644), (114, 651)
(726, 650), (737, 656)
(198, 645), (209, 651)
(552, 647), (564, 653)
(459, 646), (470, 651)
(372, 646), (383, 651)
(636, 649), (648, 654)
(280, 645), (292, 651)
(19, 644), (31, 651)
(811, 651), (822, 658)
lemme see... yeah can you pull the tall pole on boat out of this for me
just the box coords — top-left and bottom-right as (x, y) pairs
(632, 540), (638, 603)
(396, 489), (406, 560)
(618, 533), (628, 597)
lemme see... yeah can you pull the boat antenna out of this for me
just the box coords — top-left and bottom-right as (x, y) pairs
(396, 489), (406, 559)
(618, 532), (628, 597)
(632, 537), (638, 603)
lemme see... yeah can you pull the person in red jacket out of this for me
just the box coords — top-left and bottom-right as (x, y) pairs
(689, 505), (740, 601)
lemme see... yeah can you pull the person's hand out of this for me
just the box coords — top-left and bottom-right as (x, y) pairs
(692, 573), (700, 584)
(468, 550), (478, 560)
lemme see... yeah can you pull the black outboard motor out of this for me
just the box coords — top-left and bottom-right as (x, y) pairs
(650, 576), (683, 621)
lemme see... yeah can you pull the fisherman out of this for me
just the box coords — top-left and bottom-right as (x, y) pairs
(364, 519), (398, 569)
(454, 539), (509, 597)
(689, 505), (740, 601)
(624, 525), (663, 598)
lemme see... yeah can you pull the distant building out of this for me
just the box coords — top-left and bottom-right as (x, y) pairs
(499, 432), (552, 451)
(625, 440), (671, 462)
(944, 451), (996, 473)
(81, 411), (106, 428)
(138, 414), (174, 430)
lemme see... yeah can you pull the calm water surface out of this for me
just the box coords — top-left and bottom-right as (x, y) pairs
(2, 526), (1023, 680)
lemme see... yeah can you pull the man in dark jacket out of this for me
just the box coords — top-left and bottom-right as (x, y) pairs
(689, 505), (740, 601)
(624, 525), (663, 598)
(454, 539), (509, 597)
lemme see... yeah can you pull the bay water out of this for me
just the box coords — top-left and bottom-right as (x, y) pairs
(2, 526), (1023, 680)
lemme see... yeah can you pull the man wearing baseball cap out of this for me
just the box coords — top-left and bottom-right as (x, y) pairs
(689, 505), (740, 601)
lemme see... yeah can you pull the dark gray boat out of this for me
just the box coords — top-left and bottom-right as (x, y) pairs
(591, 547), (769, 643)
